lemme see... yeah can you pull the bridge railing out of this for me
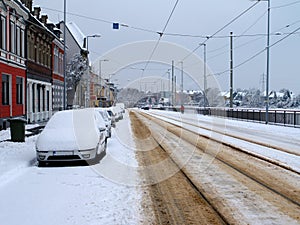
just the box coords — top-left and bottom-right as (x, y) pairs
(163, 106), (300, 128)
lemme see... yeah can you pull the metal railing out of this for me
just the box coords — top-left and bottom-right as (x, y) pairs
(162, 106), (300, 128)
(197, 107), (300, 128)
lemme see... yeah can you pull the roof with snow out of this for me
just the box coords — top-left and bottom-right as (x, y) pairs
(67, 21), (85, 49)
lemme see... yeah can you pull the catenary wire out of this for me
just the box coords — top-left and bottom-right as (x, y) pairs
(180, 1), (261, 62)
(208, 25), (300, 77)
(141, 0), (180, 76)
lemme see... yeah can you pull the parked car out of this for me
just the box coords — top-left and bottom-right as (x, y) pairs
(95, 108), (112, 138)
(116, 103), (125, 113)
(110, 106), (123, 121)
(106, 107), (117, 124)
(36, 108), (107, 166)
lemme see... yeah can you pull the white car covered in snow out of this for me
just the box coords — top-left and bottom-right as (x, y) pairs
(95, 107), (112, 138)
(36, 108), (107, 165)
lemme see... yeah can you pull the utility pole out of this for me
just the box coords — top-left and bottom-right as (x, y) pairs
(203, 43), (207, 107)
(181, 61), (183, 107)
(230, 31), (234, 108)
(200, 43), (207, 107)
(63, 0), (67, 109)
(171, 60), (174, 106)
(265, 0), (271, 124)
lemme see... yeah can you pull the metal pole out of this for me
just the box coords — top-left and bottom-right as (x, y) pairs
(63, 0), (67, 109)
(168, 70), (170, 100)
(181, 61), (183, 107)
(230, 32), (233, 108)
(203, 43), (207, 107)
(265, 0), (270, 124)
(86, 37), (90, 108)
(171, 60), (174, 106)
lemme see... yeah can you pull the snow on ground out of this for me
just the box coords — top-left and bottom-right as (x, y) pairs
(145, 109), (300, 173)
(0, 112), (145, 225)
(1, 109), (299, 225)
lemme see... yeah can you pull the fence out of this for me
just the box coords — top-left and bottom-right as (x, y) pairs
(196, 107), (300, 128)
(163, 106), (300, 128)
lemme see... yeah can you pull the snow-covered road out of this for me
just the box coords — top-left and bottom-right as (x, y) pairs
(0, 112), (148, 225)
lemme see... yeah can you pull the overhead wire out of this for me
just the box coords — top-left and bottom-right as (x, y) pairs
(272, 0), (300, 9)
(141, 0), (180, 75)
(180, 0), (261, 63)
(39, 7), (159, 35)
(208, 24), (300, 77)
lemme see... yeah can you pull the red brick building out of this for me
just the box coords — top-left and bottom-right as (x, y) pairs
(0, 0), (28, 129)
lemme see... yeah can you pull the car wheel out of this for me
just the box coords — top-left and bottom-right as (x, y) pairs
(94, 140), (107, 163)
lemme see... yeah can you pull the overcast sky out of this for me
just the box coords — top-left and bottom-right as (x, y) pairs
(33, 0), (300, 94)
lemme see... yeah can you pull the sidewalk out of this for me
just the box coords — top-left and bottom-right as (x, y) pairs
(0, 126), (38, 187)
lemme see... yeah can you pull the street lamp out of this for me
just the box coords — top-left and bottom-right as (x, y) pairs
(99, 59), (109, 86)
(266, 0), (271, 124)
(200, 43), (207, 107)
(251, 0), (270, 124)
(84, 34), (101, 107)
(63, 0), (67, 109)
(84, 34), (101, 52)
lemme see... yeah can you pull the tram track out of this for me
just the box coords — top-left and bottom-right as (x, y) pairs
(147, 110), (300, 157)
(130, 110), (300, 224)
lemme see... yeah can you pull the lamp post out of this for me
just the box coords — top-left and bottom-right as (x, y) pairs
(179, 61), (184, 108)
(84, 34), (101, 107)
(98, 59), (109, 105)
(99, 59), (109, 86)
(266, 0), (271, 124)
(200, 43), (207, 107)
(251, 0), (270, 123)
(84, 34), (101, 52)
(63, 0), (66, 109)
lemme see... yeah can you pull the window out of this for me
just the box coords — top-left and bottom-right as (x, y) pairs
(21, 29), (25, 57)
(16, 26), (20, 56)
(42, 86), (45, 111)
(47, 90), (50, 111)
(54, 46), (59, 73)
(16, 77), (23, 104)
(10, 21), (15, 53)
(37, 84), (41, 112)
(32, 85), (35, 113)
(2, 75), (10, 105)
(0, 15), (6, 50)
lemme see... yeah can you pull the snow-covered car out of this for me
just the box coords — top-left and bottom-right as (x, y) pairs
(95, 108), (112, 138)
(110, 106), (123, 121)
(116, 103), (125, 113)
(36, 108), (107, 165)
(106, 108), (116, 126)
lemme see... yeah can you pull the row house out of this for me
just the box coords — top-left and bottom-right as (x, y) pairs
(0, 0), (94, 129)
(0, 0), (28, 129)
(25, 5), (54, 123)
(56, 21), (88, 108)
(0, 0), (65, 128)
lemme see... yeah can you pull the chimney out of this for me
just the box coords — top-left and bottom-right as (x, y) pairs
(40, 15), (48, 25)
(20, 0), (33, 12)
(33, 7), (41, 19)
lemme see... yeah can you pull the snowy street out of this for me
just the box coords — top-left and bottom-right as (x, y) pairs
(0, 109), (300, 224)
(0, 111), (150, 225)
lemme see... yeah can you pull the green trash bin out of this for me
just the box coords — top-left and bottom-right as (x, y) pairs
(9, 118), (27, 142)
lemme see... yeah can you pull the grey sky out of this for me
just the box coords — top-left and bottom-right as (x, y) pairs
(34, 0), (300, 94)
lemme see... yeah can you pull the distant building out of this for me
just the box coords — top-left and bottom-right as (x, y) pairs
(56, 21), (88, 108)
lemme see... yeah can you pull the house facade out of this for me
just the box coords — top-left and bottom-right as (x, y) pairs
(25, 5), (54, 123)
(0, 0), (28, 129)
(0, 0), (98, 129)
